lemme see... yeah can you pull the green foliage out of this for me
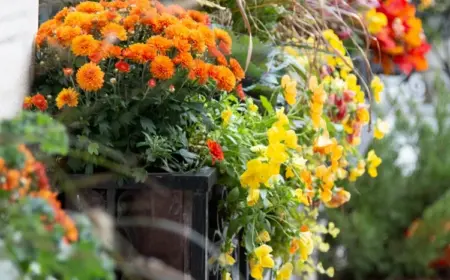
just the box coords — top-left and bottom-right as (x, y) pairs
(325, 77), (450, 279)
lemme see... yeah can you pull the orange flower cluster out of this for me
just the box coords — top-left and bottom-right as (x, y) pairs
(371, 0), (430, 74)
(0, 146), (78, 243)
(23, 94), (48, 111)
(35, 0), (244, 96)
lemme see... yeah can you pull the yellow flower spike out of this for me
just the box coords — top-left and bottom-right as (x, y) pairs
(257, 230), (271, 243)
(366, 9), (388, 35)
(222, 272), (232, 280)
(276, 263), (293, 280)
(219, 253), (236, 266)
(371, 76), (384, 103)
(285, 130), (298, 149)
(267, 126), (286, 145)
(221, 107), (232, 125)
(294, 189), (310, 206)
(374, 119), (389, 139)
(281, 75), (297, 105)
(247, 188), (260, 206)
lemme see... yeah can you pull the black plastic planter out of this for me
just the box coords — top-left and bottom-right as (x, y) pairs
(62, 167), (217, 280)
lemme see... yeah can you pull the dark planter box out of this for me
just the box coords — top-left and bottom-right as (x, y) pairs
(61, 167), (217, 280)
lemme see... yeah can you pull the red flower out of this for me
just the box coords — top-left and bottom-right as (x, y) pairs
(63, 68), (73, 77)
(207, 139), (224, 164)
(148, 78), (156, 88)
(115, 60), (130, 73)
(31, 94), (48, 111)
(236, 83), (245, 100)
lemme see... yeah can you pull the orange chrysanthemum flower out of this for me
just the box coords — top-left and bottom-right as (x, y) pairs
(211, 65), (236, 92)
(173, 52), (194, 69)
(54, 7), (69, 21)
(173, 38), (191, 53)
(188, 10), (209, 25)
(36, 19), (58, 46)
(76, 1), (104, 13)
(181, 17), (198, 29)
(124, 43), (156, 63)
(56, 88), (79, 109)
(189, 30), (206, 53)
(76, 62), (105, 91)
(198, 25), (215, 47)
(123, 15), (140, 31)
(101, 22), (127, 41)
(31, 94), (48, 111)
(147, 35), (173, 55)
(214, 28), (232, 54)
(188, 59), (210, 84)
(165, 24), (191, 40)
(229, 58), (245, 81)
(150, 55), (175, 80)
(71, 35), (100, 56)
(64, 11), (94, 31)
(56, 25), (82, 46)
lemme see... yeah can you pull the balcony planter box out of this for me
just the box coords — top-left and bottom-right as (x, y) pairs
(61, 167), (217, 280)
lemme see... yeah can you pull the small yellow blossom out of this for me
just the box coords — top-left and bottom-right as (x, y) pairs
(257, 230), (271, 243)
(219, 253), (236, 266)
(371, 76), (384, 103)
(276, 263), (293, 280)
(284, 130), (298, 149)
(275, 108), (289, 128)
(374, 119), (389, 139)
(240, 159), (270, 189)
(249, 103), (258, 112)
(356, 107), (370, 124)
(349, 160), (365, 182)
(267, 126), (286, 145)
(221, 107), (232, 125)
(267, 143), (288, 164)
(250, 245), (275, 280)
(367, 150), (382, 177)
(247, 188), (261, 206)
(281, 75), (297, 105)
(366, 9), (388, 35)
(294, 188), (310, 206)
(222, 272), (232, 280)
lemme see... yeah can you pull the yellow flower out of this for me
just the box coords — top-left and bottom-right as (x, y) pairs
(285, 167), (295, 178)
(281, 75), (297, 105)
(298, 230), (314, 261)
(367, 150), (382, 177)
(320, 188), (332, 203)
(267, 126), (286, 145)
(221, 107), (232, 125)
(222, 272), (232, 280)
(247, 188), (261, 206)
(366, 9), (388, 35)
(326, 267), (335, 278)
(257, 230), (271, 243)
(346, 74), (364, 103)
(250, 259), (264, 280)
(285, 130), (298, 149)
(219, 253), (236, 266)
(276, 263), (293, 280)
(249, 103), (258, 112)
(374, 119), (389, 139)
(284, 46), (299, 56)
(56, 88), (79, 109)
(267, 143), (288, 164)
(371, 76), (384, 103)
(349, 160), (366, 182)
(294, 188), (310, 206)
(275, 108), (289, 128)
(240, 159), (269, 189)
(254, 245), (275, 268)
(356, 107), (370, 124)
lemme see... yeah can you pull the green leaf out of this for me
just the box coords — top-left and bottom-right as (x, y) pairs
(140, 117), (156, 133)
(259, 96), (274, 114)
(87, 142), (99, 155)
(227, 187), (240, 203)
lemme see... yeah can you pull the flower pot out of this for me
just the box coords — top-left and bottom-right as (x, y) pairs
(61, 167), (218, 280)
